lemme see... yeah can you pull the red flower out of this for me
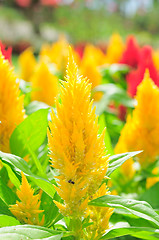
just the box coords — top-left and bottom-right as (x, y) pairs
(127, 45), (159, 96)
(0, 41), (12, 64)
(40, 0), (61, 6)
(15, 0), (31, 7)
(75, 43), (86, 59)
(120, 35), (140, 68)
(118, 105), (127, 121)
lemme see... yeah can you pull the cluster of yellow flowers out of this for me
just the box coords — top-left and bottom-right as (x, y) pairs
(0, 41), (113, 236)
(18, 34), (125, 106)
(2, 32), (159, 237)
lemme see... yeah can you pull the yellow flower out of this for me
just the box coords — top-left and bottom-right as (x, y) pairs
(19, 48), (36, 81)
(80, 45), (103, 101)
(115, 140), (135, 180)
(48, 47), (109, 218)
(105, 33), (125, 64)
(31, 62), (59, 106)
(86, 184), (113, 239)
(153, 50), (159, 70)
(0, 51), (25, 153)
(9, 172), (44, 225)
(81, 44), (106, 66)
(80, 59), (102, 89)
(40, 36), (79, 73)
(115, 69), (159, 168)
(146, 167), (159, 189)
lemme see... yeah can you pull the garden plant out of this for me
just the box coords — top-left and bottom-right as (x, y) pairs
(0, 35), (159, 240)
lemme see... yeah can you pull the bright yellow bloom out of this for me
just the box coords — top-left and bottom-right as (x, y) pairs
(10, 172), (44, 225)
(31, 62), (59, 106)
(0, 51), (25, 153)
(115, 69), (159, 168)
(19, 48), (36, 81)
(48, 47), (109, 218)
(80, 59), (102, 89)
(86, 184), (113, 239)
(81, 44), (106, 66)
(80, 45), (103, 101)
(115, 141), (135, 180)
(40, 36), (79, 73)
(105, 33), (125, 64)
(146, 167), (159, 189)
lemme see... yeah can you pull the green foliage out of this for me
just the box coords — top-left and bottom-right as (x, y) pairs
(94, 83), (135, 116)
(0, 151), (55, 198)
(89, 195), (159, 228)
(102, 226), (159, 240)
(0, 225), (63, 240)
(10, 109), (49, 158)
(107, 151), (142, 177)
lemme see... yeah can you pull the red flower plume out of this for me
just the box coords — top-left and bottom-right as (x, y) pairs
(120, 35), (140, 68)
(15, 0), (31, 7)
(127, 45), (159, 96)
(0, 41), (12, 64)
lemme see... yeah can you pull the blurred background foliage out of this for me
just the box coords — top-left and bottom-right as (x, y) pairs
(1, 0), (159, 53)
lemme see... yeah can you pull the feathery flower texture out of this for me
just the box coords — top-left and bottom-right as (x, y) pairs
(48, 48), (110, 220)
(10, 172), (44, 225)
(116, 69), (159, 168)
(0, 50), (24, 153)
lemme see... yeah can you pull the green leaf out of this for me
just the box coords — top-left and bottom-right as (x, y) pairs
(0, 225), (63, 240)
(2, 162), (20, 189)
(0, 215), (20, 227)
(0, 199), (12, 216)
(89, 195), (159, 227)
(140, 182), (159, 209)
(98, 114), (114, 155)
(0, 151), (55, 198)
(107, 151), (142, 177)
(0, 175), (17, 206)
(101, 226), (159, 240)
(25, 101), (50, 115)
(10, 108), (49, 158)
(94, 84), (135, 115)
(101, 64), (129, 77)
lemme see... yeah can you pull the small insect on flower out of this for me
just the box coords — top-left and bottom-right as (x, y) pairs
(48, 46), (109, 219)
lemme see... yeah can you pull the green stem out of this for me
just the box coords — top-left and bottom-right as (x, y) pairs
(69, 218), (83, 240)
(28, 146), (47, 178)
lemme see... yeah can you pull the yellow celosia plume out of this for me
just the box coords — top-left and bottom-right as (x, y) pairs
(0, 51), (25, 153)
(153, 50), (159, 70)
(80, 45), (103, 101)
(81, 44), (106, 66)
(31, 62), (59, 106)
(146, 167), (159, 189)
(105, 33), (125, 64)
(86, 184), (113, 238)
(115, 69), (159, 168)
(115, 140), (135, 180)
(19, 48), (36, 82)
(10, 172), (44, 225)
(48, 47), (109, 218)
(80, 59), (102, 89)
(40, 36), (79, 73)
